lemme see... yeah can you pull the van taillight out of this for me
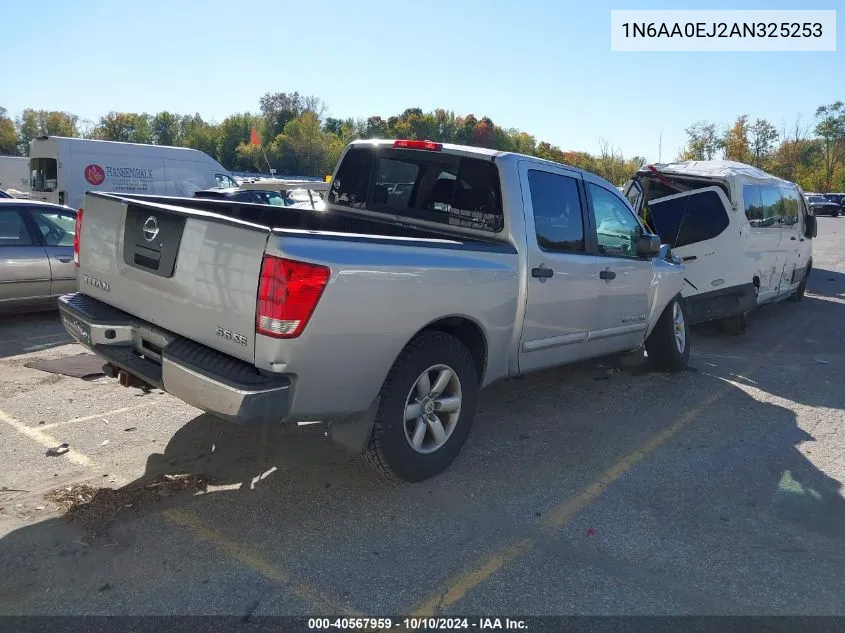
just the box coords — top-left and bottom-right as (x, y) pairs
(73, 208), (83, 267)
(256, 255), (330, 338)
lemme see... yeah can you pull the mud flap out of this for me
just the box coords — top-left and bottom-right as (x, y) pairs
(327, 396), (381, 453)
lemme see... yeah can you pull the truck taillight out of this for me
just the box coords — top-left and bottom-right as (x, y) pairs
(256, 255), (330, 339)
(393, 139), (442, 151)
(73, 208), (83, 267)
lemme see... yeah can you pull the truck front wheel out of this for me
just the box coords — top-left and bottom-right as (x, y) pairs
(645, 297), (690, 372)
(365, 331), (479, 482)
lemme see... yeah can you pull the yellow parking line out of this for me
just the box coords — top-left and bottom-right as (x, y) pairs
(41, 402), (161, 430)
(540, 388), (724, 534)
(409, 329), (801, 616)
(0, 408), (97, 469)
(162, 508), (362, 616)
(410, 539), (533, 617)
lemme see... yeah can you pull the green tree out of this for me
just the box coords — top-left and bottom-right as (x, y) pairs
(16, 109), (79, 155)
(722, 115), (749, 162)
(182, 115), (220, 159)
(273, 112), (331, 176)
(94, 112), (152, 143)
(814, 101), (845, 192)
(748, 119), (778, 168)
(151, 111), (182, 146)
(0, 107), (17, 155)
(682, 121), (721, 160)
(217, 113), (261, 171)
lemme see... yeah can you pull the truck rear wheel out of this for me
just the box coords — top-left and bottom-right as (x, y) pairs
(645, 297), (690, 372)
(365, 331), (479, 482)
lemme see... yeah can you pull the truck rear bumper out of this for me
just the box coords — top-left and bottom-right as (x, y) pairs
(58, 293), (290, 424)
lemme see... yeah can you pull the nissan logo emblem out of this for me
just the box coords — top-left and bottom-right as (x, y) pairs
(142, 216), (160, 243)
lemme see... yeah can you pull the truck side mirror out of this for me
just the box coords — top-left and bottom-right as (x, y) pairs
(636, 232), (662, 258)
(805, 214), (817, 239)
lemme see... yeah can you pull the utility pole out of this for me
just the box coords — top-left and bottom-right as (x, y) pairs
(658, 129), (663, 163)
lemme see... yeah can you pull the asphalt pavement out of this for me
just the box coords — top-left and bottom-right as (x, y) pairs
(0, 217), (843, 618)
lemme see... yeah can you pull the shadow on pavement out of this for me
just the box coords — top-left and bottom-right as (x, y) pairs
(0, 311), (71, 360)
(807, 267), (845, 299)
(1, 360), (843, 615)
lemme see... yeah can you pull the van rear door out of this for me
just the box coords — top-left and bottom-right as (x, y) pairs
(644, 187), (747, 322)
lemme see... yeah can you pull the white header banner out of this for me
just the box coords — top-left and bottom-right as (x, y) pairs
(610, 10), (836, 52)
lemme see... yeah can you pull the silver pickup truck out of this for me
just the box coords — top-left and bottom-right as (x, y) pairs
(59, 139), (689, 482)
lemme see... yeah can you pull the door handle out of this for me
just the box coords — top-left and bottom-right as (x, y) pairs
(57, 257), (73, 263)
(531, 266), (554, 279)
(682, 256), (697, 262)
(599, 269), (616, 280)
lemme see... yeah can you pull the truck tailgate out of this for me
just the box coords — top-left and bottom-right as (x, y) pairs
(77, 193), (270, 363)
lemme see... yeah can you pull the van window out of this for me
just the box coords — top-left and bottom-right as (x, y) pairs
(528, 170), (585, 253)
(744, 184), (792, 228)
(778, 187), (801, 227)
(328, 146), (504, 232)
(31, 158), (58, 193)
(215, 174), (238, 188)
(647, 189), (729, 248)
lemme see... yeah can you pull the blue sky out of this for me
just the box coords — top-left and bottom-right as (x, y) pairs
(2, 0), (842, 161)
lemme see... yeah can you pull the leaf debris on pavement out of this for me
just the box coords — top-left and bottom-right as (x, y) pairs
(45, 473), (210, 535)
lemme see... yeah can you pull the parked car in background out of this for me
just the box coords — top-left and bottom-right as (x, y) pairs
(0, 200), (77, 314)
(28, 136), (239, 210)
(624, 161), (815, 334)
(822, 193), (845, 210)
(805, 194), (840, 217)
(60, 138), (689, 482)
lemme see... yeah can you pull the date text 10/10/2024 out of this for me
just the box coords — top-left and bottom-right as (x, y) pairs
(307, 618), (529, 630)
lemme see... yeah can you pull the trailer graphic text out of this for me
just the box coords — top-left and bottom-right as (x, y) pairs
(105, 166), (154, 179)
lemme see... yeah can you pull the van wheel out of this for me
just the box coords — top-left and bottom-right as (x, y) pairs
(791, 261), (812, 302)
(364, 331), (479, 483)
(645, 297), (690, 372)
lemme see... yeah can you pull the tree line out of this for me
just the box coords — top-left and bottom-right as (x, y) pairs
(1, 94), (843, 191)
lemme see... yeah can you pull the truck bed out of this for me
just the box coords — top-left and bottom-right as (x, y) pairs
(115, 192), (510, 246)
(69, 192), (520, 421)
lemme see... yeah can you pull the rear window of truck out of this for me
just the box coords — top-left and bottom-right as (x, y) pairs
(328, 146), (504, 232)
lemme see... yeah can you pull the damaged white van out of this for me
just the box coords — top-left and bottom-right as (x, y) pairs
(623, 161), (816, 333)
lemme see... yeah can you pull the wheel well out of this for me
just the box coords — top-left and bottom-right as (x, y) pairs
(420, 317), (487, 382)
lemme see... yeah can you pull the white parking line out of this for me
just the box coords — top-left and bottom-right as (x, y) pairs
(0, 408), (97, 469)
(40, 402), (162, 430)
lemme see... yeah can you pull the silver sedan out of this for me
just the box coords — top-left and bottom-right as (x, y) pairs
(0, 199), (77, 314)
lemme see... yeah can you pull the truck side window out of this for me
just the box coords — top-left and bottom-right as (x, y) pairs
(527, 170), (585, 253)
(587, 183), (643, 258)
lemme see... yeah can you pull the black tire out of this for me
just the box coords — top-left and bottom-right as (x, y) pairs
(365, 331), (479, 483)
(645, 296), (690, 372)
(790, 261), (812, 302)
